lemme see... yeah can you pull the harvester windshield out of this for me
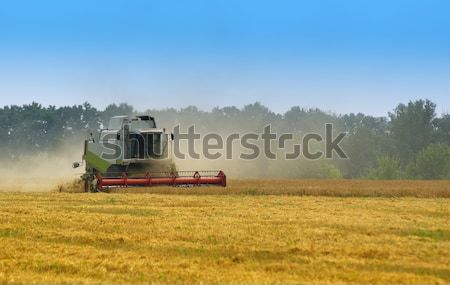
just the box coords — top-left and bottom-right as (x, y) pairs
(128, 133), (165, 159)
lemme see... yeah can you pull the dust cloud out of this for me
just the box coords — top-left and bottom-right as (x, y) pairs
(0, 143), (83, 192)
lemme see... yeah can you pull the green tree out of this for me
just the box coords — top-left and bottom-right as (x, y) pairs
(414, 144), (450, 179)
(340, 127), (378, 178)
(433, 114), (450, 146)
(389, 99), (436, 165)
(342, 113), (388, 135)
(101, 103), (134, 127)
(370, 155), (401, 180)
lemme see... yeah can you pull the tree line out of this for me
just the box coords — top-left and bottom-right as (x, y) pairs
(0, 99), (449, 179)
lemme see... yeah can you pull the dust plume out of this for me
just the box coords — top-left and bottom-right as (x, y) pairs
(0, 142), (83, 192)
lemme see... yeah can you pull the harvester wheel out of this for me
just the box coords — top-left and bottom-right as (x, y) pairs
(83, 178), (98, 193)
(82, 171), (97, 193)
(84, 180), (89, 192)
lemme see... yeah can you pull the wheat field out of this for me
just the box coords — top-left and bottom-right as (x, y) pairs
(0, 180), (449, 284)
(107, 179), (450, 197)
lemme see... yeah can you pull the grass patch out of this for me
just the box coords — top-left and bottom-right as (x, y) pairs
(0, 228), (22, 238)
(412, 229), (450, 241)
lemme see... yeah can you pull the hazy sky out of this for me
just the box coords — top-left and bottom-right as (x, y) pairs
(0, 0), (449, 116)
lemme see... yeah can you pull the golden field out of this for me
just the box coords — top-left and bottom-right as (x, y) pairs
(0, 180), (449, 284)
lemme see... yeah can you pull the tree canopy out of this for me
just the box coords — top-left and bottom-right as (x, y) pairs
(0, 99), (449, 179)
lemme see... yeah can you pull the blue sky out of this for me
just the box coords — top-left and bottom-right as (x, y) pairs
(0, 0), (449, 116)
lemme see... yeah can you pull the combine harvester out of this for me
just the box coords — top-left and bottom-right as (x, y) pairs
(73, 115), (226, 192)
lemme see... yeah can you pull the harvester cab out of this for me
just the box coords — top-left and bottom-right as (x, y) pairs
(74, 115), (226, 192)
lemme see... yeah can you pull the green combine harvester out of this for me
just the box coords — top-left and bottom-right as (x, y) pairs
(73, 115), (226, 192)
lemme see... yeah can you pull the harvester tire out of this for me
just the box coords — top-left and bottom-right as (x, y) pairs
(84, 180), (89, 193)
